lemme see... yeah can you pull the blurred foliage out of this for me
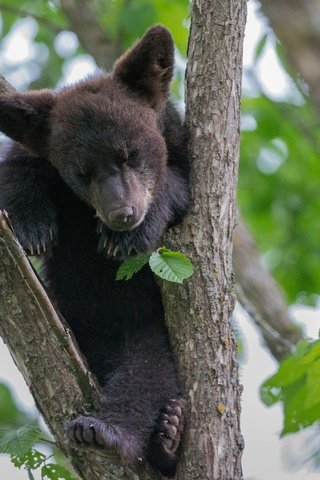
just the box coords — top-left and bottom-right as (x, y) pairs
(261, 338), (320, 435)
(0, 383), (31, 427)
(0, 382), (77, 479)
(98, 0), (189, 53)
(239, 93), (320, 304)
(260, 334), (320, 469)
(0, 0), (189, 90)
(0, 0), (68, 88)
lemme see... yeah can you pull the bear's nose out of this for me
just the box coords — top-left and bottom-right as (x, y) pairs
(108, 206), (134, 229)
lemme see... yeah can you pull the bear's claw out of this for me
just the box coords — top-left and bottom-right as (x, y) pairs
(19, 224), (58, 256)
(97, 226), (141, 259)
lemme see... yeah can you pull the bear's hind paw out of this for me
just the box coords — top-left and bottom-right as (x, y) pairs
(67, 415), (108, 448)
(147, 398), (186, 477)
(67, 415), (142, 463)
(157, 398), (186, 455)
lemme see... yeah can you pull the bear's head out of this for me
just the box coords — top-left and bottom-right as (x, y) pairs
(0, 26), (175, 232)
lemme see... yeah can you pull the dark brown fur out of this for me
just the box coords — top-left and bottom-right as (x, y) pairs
(0, 26), (189, 476)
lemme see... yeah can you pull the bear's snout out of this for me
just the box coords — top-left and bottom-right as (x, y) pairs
(107, 206), (141, 231)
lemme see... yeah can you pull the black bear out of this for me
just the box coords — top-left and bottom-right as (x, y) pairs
(0, 26), (189, 476)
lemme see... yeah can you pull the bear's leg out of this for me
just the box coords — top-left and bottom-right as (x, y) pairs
(67, 327), (185, 475)
(68, 398), (185, 476)
(0, 150), (59, 254)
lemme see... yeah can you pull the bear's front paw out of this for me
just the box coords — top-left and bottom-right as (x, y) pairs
(147, 398), (186, 478)
(97, 222), (154, 259)
(6, 211), (58, 256)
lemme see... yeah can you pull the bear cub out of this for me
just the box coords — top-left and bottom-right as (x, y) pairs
(0, 26), (189, 476)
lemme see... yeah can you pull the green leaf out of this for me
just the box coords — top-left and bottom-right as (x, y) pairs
(11, 449), (46, 470)
(260, 382), (281, 407)
(41, 463), (78, 480)
(0, 383), (30, 426)
(305, 359), (320, 409)
(116, 253), (151, 280)
(281, 378), (320, 435)
(149, 247), (193, 283)
(0, 425), (41, 456)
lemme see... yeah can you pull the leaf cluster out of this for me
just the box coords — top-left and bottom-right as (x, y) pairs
(261, 339), (320, 435)
(0, 424), (77, 480)
(0, 385), (77, 479)
(116, 247), (193, 283)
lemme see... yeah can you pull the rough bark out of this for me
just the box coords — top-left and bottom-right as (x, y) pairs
(0, 1), (246, 478)
(259, 0), (320, 112)
(162, 1), (246, 478)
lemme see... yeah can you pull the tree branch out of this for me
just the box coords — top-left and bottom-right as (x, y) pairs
(59, 0), (120, 70)
(259, 0), (320, 112)
(233, 216), (303, 361)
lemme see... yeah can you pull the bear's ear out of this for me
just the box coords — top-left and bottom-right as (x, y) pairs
(0, 90), (56, 155)
(113, 25), (174, 108)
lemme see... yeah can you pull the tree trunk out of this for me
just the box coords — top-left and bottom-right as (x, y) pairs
(162, 1), (246, 478)
(0, 0), (247, 479)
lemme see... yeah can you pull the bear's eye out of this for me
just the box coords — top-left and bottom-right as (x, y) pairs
(127, 149), (139, 166)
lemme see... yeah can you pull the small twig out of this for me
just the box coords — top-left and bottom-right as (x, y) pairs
(236, 285), (295, 360)
(44, 450), (59, 461)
